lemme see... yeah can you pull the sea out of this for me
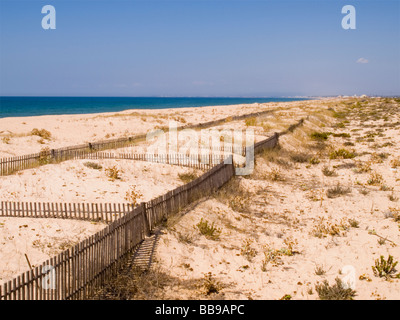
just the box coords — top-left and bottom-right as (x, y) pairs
(0, 97), (310, 118)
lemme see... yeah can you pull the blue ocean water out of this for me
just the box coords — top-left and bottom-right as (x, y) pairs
(0, 97), (309, 118)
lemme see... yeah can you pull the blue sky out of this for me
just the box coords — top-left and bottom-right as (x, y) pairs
(0, 0), (399, 97)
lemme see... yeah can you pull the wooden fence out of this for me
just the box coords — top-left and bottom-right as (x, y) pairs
(0, 108), (274, 176)
(85, 152), (232, 169)
(0, 201), (134, 224)
(0, 121), (299, 300)
(254, 132), (279, 154)
(0, 156), (235, 300)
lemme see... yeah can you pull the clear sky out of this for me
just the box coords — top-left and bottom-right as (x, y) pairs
(0, 0), (399, 97)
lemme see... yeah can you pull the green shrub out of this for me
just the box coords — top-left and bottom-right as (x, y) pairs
(178, 171), (198, 183)
(84, 162), (103, 170)
(309, 156), (320, 165)
(348, 218), (360, 228)
(315, 277), (356, 300)
(322, 166), (337, 177)
(202, 272), (222, 295)
(105, 166), (121, 181)
(372, 255), (399, 279)
(310, 132), (331, 141)
(196, 218), (221, 240)
(124, 185), (143, 207)
(367, 172), (383, 186)
(332, 133), (351, 138)
(245, 117), (257, 126)
(329, 148), (356, 159)
(240, 239), (257, 262)
(291, 152), (311, 163)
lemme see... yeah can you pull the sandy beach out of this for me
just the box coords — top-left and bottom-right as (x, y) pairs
(1, 97), (400, 299)
(147, 97), (400, 300)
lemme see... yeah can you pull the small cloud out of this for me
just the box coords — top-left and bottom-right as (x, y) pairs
(356, 58), (369, 64)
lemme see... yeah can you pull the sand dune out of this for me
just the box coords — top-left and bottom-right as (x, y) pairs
(1, 97), (399, 299)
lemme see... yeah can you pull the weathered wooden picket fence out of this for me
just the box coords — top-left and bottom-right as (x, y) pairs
(0, 108), (275, 176)
(0, 201), (135, 224)
(0, 156), (235, 300)
(84, 152), (230, 169)
(0, 120), (298, 300)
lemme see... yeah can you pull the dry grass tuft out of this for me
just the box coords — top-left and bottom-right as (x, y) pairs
(315, 277), (356, 300)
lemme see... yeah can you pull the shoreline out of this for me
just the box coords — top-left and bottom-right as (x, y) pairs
(0, 97), (315, 120)
(0, 99), (321, 158)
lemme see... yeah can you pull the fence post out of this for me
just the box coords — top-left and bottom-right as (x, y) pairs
(274, 132), (279, 144)
(141, 202), (150, 237)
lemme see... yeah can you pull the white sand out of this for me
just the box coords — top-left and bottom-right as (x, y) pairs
(2, 97), (399, 299)
(0, 217), (105, 284)
(151, 98), (400, 300)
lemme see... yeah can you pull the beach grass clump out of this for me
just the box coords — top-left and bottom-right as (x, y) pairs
(245, 117), (257, 127)
(354, 160), (371, 174)
(310, 217), (349, 238)
(348, 218), (360, 228)
(388, 207), (400, 222)
(265, 167), (285, 181)
(332, 110), (347, 119)
(322, 165), (337, 177)
(240, 238), (257, 262)
(201, 272), (222, 295)
(314, 265), (326, 276)
(329, 148), (356, 159)
(1, 136), (10, 144)
(315, 277), (356, 300)
(91, 266), (170, 300)
(216, 179), (252, 213)
(388, 192), (398, 202)
(83, 162), (103, 170)
(105, 165), (121, 181)
(261, 248), (283, 271)
(281, 237), (299, 256)
(390, 157), (400, 168)
(334, 122), (346, 128)
(124, 185), (143, 207)
(370, 152), (389, 164)
(30, 128), (52, 140)
(290, 152), (311, 163)
(326, 183), (351, 198)
(332, 132), (351, 138)
(259, 145), (291, 168)
(196, 218), (221, 241)
(367, 171), (383, 186)
(178, 171), (198, 183)
(310, 131), (331, 141)
(309, 156), (320, 165)
(38, 147), (52, 165)
(372, 255), (399, 280)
